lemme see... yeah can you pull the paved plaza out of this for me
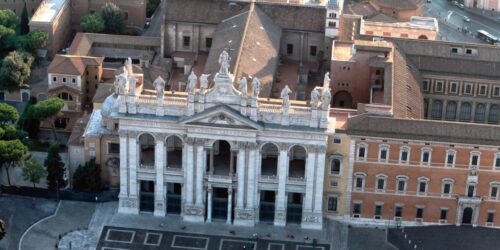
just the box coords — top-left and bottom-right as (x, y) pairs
(96, 226), (329, 250)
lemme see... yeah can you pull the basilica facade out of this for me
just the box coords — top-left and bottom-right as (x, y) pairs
(113, 53), (335, 229)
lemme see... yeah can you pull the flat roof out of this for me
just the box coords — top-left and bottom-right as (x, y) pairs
(30, 0), (66, 23)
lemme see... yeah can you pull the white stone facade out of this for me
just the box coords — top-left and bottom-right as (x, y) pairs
(115, 55), (334, 229)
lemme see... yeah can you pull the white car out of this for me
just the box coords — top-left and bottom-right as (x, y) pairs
(463, 16), (471, 22)
(459, 3), (465, 9)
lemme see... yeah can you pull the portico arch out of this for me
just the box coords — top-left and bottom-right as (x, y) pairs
(260, 143), (279, 177)
(139, 133), (155, 166)
(462, 207), (473, 225)
(166, 135), (183, 169)
(212, 140), (233, 175)
(332, 91), (353, 108)
(288, 145), (307, 179)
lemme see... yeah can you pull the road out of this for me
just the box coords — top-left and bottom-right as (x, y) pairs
(425, 0), (500, 43)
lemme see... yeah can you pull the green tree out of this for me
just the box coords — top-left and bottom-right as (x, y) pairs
(101, 2), (125, 34)
(22, 155), (46, 188)
(80, 14), (105, 33)
(73, 159), (103, 192)
(0, 9), (17, 45)
(20, 2), (29, 35)
(24, 30), (48, 51)
(0, 103), (19, 125)
(147, 0), (161, 17)
(29, 97), (64, 141)
(0, 51), (34, 91)
(0, 219), (5, 241)
(44, 143), (66, 191)
(0, 139), (28, 186)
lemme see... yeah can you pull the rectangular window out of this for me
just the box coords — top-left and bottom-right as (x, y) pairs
(494, 86), (500, 97)
(397, 180), (406, 192)
(422, 80), (429, 91)
(416, 207), (424, 219)
(380, 149), (387, 161)
(467, 185), (475, 197)
(374, 205), (382, 218)
(422, 151), (430, 164)
(0, 92), (4, 101)
(286, 44), (294, 55)
(358, 147), (366, 159)
(491, 186), (498, 199)
(466, 48), (473, 54)
(395, 205), (403, 218)
(353, 203), (362, 216)
(401, 151), (408, 163)
(205, 37), (212, 49)
(446, 152), (455, 166)
(487, 212), (495, 223)
(479, 85), (487, 96)
(72, 78), (76, 83)
(62, 78), (66, 83)
(440, 209), (448, 220)
(355, 177), (363, 189)
(495, 156), (500, 168)
(443, 183), (451, 195)
(419, 182), (427, 193)
(108, 143), (120, 154)
(377, 179), (385, 191)
(310, 46), (317, 57)
(183, 36), (191, 47)
(435, 81), (444, 92)
(89, 150), (96, 157)
(328, 197), (338, 212)
(451, 47), (459, 53)
(450, 82), (458, 93)
(471, 155), (479, 166)
(333, 138), (342, 144)
(330, 180), (338, 188)
(464, 83), (473, 95)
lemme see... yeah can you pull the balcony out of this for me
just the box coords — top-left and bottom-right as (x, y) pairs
(458, 195), (482, 205)
(207, 174), (233, 184)
(259, 175), (278, 183)
(139, 163), (155, 173)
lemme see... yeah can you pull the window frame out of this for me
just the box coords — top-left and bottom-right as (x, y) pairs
(435, 80), (444, 92)
(378, 144), (389, 163)
(354, 172), (366, 191)
(449, 81), (458, 94)
(352, 201), (362, 218)
(375, 173), (388, 192)
(494, 153), (500, 169)
(394, 204), (404, 219)
(441, 178), (454, 197)
(329, 157), (342, 176)
(417, 177), (430, 196)
(396, 175), (408, 194)
(489, 182), (500, 200)
(374, 202), (383, 219)
(463, 83), (473, 95)
(357, 143), (368, 161)
(399, 146), (410, 164)
(445, 149), (456, 167)
(469, 151), (481, 168)
(108, 142), (120, 154)
(420, 147), (432, 166)
(327, 195), (339, 212)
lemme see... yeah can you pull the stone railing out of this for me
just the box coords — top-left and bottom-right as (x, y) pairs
(287, 176), (305, 183)
(259, 175), (278, 183)
(139, 163), (155, 172)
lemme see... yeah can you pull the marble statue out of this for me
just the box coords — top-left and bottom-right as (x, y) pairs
(125, 57), (133, 76)
(153, 76), (165, 100)
(186, 71), (197, 94)
(239, 77), (247, 96)
(252, 77), (260, 98)
(323, 72), (331, 87)
(200, 74), (210, 91)
(321, 87), (331, 110)
(115, 69), (128, 95)
(280, 85), (292, 109)
(128, 74), (137, 96)
(218, 50), (231, 74)
(311, 87), (320, 108)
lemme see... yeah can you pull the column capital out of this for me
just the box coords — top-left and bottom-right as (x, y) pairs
(153, 132), (167, 142)
(247, 141), (258, 150)
(317, 145), (327, 154)
(195, 138), (206, 146)
(186, 137), (195, 145)
(277, 142), (291, 152)
(236, 141), (247, 149)
(127, 130), (140, 138)
(228, 188), (233, 195)
(306, 144), (318, 154)
(118, 130), (128, 137)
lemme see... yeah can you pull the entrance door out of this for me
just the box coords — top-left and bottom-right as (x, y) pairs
(462, 207), (473, 225)
(286, 193), (303, 224)
(140, 180), (155, 212)
(166, 183), (182, 214)
(212, 187), (228, 221)
(259, 191), (275, 223)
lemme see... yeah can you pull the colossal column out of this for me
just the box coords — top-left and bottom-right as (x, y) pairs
(154, 135), (166, 216)
(274, 143), (289, 227)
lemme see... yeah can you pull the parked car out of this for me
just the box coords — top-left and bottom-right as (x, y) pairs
(427, 0), (432, 3)
(463, 16), (470, 22)
(459, 3), (465, 9)
(452, 0), (458, 6)
(144, 21), (151, 29)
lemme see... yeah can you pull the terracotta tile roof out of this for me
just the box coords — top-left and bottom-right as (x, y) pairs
(372, 0), (422, 9)
(346, 114), (500, 146)
(47, 55), (104, 75)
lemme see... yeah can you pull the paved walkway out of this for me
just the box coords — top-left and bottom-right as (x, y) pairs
(19, 201), (96, 250)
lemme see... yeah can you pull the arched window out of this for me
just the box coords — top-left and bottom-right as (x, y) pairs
(460, 102), (472, 121)
(445, 101), (457, 120)
(474, 103), (486, 122)
(431, 100), (443, 119)
(58, 92), (73, 101)
(488, 105), (500, 124)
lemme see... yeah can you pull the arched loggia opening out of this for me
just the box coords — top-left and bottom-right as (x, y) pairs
(288, 145), (306, 180)
(166, 135), (183, 169)
(261, 143), (279, 178)
(332, 91), (353, 108)
(212, 140), (233, 175)
(139, 133), (155, 167)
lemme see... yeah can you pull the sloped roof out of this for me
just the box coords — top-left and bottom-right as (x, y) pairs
(204, 4), (281, 89)
(346, 114), (500, 146)
(372, 0), (421, 9)
(256, 3), (325, 32)
(47, 55), (103, 75)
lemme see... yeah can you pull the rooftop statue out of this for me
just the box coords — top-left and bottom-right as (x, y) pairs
(128, 74), (137, 96)
(115, 68), (128, 95)
(311, 87), (320, 108)
(186, 71), (197, 94)
(323, 72), (331, 87)
(252, 77), (260, 98)
(125, 57), (133, 76)
(218, 50), (231, 74)
(200, 74), (210, 92)
(281, 85), (292, 109)
(239, 77), (247, 97)
(153, 76), (165, 100)
(321, 87), (331, 110)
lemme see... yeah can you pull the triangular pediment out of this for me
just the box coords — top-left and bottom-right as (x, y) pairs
(179, 105), (263, 130)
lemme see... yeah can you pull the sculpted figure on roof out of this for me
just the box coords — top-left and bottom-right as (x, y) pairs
(200, 74), (210, 91)
(128, 74), (137, 96)
(115, 68), (128, 95)
(321, 87), (331, 110)
(311, 87), (320, 108)
(153, 76), (165, 100)
(126, 57), (133, 76)
(239, 77), (247, 97)
(252, 77), (260, 98)
(323, 72), (331, 87)
(219, 50), (231, 74)
(186, 71), (197, 94)
(281, 85), (292, 109)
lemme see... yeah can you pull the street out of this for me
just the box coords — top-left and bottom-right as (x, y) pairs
(425, 0), (500, 43)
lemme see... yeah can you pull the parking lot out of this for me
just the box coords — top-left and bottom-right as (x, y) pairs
(97, 226), (329, 250)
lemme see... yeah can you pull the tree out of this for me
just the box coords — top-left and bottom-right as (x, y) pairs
(22, 155), (46, 188)
(24, 30), (48, 51)
(80, 14), (105, 33)
(0, 139), (28, 186)
(73, 159), (103, 192)
(101, 3), (125, 34)
(20, 2), (29, 35)
(44, 143), (66, 191)
(0, 51), (34, 91)
(0, 219), (5, 241)
(0, 9), (17, 43)
(147, 0), (161, 17)
(29, 97), (64, 141)
(0, 103), (19, 125)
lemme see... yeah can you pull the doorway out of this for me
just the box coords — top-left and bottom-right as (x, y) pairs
(259, 191), (276, 223)
(140, 180), (155, 212)
(212, 187), (229, 221)
(286, 193), (303, 224)
(462, 207), (473, 225)
(166, 182), (182, 214)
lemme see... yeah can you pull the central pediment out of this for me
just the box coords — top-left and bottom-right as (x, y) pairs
(179, 105), (263, 130)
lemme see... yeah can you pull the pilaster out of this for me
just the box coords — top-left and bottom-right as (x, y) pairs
(235, 142), (257, 226)
(154, 139), (166, 216)
(274, 143), (289, 227)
